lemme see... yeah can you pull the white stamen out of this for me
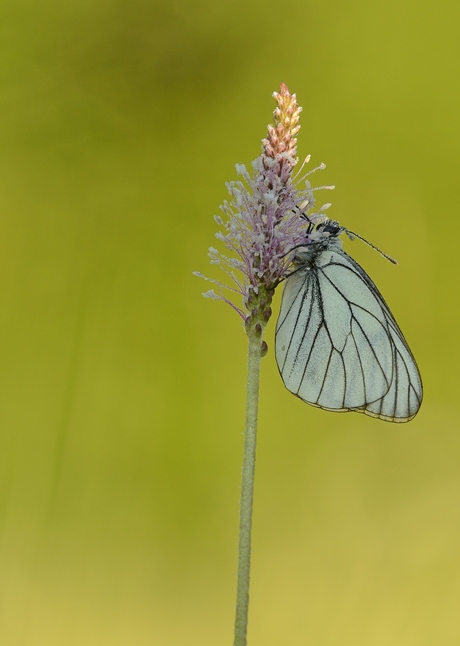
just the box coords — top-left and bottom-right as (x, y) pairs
(293, 154), (312, 180)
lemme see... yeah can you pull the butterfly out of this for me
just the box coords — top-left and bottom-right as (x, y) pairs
(275, 217), (422, 422)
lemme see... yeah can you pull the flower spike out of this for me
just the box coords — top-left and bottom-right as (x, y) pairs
(196, 84), (333, 327)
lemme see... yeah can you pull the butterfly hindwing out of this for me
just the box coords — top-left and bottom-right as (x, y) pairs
(275, 246), (422, 422)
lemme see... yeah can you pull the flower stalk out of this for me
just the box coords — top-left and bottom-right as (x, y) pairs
(233, 285), (272, 646)
(233, 323), (264, 646)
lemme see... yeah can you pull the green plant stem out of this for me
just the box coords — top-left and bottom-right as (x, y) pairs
(233, 328), (264, 646)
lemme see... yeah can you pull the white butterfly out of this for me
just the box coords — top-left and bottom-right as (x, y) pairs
(275, 218), (422, 422)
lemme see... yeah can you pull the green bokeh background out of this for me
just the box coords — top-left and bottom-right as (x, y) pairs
(0, 1), (458, 644)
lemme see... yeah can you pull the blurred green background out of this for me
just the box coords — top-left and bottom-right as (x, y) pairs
(0, 0), (458, 644)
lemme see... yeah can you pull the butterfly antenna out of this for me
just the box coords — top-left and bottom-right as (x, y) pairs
(346, 229), (398, 265)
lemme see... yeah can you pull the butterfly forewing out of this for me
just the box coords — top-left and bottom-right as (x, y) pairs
(275, 245), (422, 422)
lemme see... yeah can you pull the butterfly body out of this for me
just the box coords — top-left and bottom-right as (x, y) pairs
(275, 220), (422, 422)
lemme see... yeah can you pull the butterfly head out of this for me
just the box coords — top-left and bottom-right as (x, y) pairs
(287, 217), (344, 268)
(315, 219), (343, 237)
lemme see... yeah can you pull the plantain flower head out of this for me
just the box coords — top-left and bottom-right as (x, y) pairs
(195, 84), (334, 325)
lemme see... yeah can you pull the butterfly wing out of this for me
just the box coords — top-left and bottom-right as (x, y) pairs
(275, 247), (422, 422)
